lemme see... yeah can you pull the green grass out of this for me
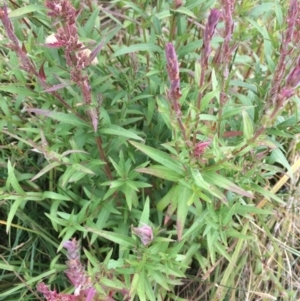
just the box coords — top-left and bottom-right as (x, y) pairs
(0, 0), (300, 300)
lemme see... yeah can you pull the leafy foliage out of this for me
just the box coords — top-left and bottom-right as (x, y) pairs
(0, 0), (300, 300)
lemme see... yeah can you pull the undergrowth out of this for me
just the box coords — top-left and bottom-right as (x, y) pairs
(0, 0), (300, 300)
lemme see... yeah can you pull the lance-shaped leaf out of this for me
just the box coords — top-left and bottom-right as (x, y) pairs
(202, 172), (253, 198)
(130, 141), (185, 176)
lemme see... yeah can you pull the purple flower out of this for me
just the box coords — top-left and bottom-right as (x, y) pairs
(286, 60), (300, 89)
(132, 225), (153, 246)
(165, 43), (181, 101)
(202, 9), (221, 66)
(62, 238), (96, 299)
(194, 141), (211, 158)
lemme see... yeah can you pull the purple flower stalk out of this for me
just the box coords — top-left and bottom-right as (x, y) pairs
(37, 238), (96, 301)
(44, 0), (99, 131)
(285, 0), (298, 45)
(202, 9), (221, 67)
(0, 4), (37, 75)
(270, 0), (299, 105)
(63, 238), (95, 299)
(165, 43), (190, 144)
(165, 42), (182, 113)
(37, 282), (76, 301)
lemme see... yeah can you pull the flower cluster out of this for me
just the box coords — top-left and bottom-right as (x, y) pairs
(44, 0), (99, 131)
(193, 141), (211, 158)
(37, 238), (96, 301)
(0, 4), (37, 75)
(202, 9), (221, 67)
(270, 0), (299, 107)
(131, 224), (154, 246)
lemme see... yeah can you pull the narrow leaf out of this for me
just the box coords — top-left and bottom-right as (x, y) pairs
(100, 125), (144, 141)
(31, 162), (61, 182)
(9, 5), (45, 18)
(202, 172), (254, 198)
(136, 165), (181, 182)
(177, 186), (192, 241)
(7, 161), (25, 195)
(130, 141), (185, 175)
(6, 198), (23, 233)
(113, 43), (162, 57)
(85, 227), (135, 247)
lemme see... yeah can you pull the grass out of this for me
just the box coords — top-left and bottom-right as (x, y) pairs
(0, 0), (300, 300)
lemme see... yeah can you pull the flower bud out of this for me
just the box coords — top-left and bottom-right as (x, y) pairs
(132, 224), (153, 246)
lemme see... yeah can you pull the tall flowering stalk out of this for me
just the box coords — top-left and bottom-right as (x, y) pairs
(45, 0), (99, 131)
(221, 0), (235, 67)
(165, 42), (189, 144)
(201, 9), (221, 69)
(0, 4), (37, 75)
(44, 0), (113, 182)
(269, 0), (299, 110)
(37, 238), (96, 301)
(193, 9), (220, 147)
(0, 3), (79, 113)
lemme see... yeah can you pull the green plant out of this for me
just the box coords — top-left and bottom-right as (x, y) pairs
(0, 0), (300, 300)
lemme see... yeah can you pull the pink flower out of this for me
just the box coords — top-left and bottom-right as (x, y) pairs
(45, 33), (65, 48)
(62, 238), (96, 300)
(132, 225), (153, 246)
(37, 282), (76, 301)
(194, 141), (210, 158)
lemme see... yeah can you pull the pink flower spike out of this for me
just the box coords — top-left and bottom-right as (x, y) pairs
(194, 141), (211, 158)
(132, 224), (153, 246)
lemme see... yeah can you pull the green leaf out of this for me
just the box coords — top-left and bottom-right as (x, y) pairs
(190, 169), (226, 203)
(7, 161), (25, 195)
(250, 183), (284, 204)
(122, 183), (138, 210)
(123, 2), (148, 18)
(83, 7), (101, 35)
(181, 211), (207, 240)
(0, 269), (56, 297)
(157, 185), (180, 211)
(100, 125), (144, 141)
(48, 111), (88, 128)
(130, 141), (185, 176)
(130, 273), (140, 298)
(6, 198), (23, 233)
(72, 163), (95, 175)
(31, 162), (61, 182)
(269, 147), (293, 178)
(101, 277), (126, 291)
(200, 90), (220, 111)
(135, 165), (182, 182)
(202, 172), (254, 198)
(144, 272), (156, 301)
(9, 5), (45, 18)
(242, 110), (253, 140)
(113, 43), (162, 57)
(85, 227), (135, 247)
(0, 84), (37, 96)
(235, 203), (274, 215)
(42, 191), (70, 201)
(173, 6), (197, 18)
(150, 270), (170, 290)
(215, 241), (232, 262)
(140, 197), (150, 225)
(136, 270), (146, 301)
(90, 206), (111, 244)
(177, 186), (192, 241)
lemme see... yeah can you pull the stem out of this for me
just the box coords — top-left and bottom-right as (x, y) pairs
(95, 136), (113, 181)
